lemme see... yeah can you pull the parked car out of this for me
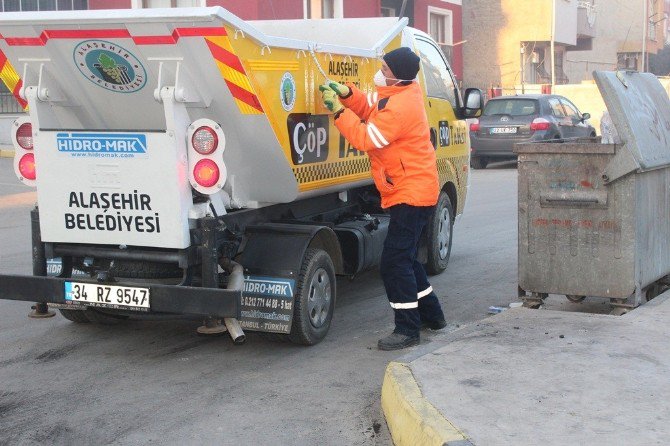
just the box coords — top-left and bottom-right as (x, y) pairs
(469, 94), (596, 169)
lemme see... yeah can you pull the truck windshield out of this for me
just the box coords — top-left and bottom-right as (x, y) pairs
(484, 99), (538, 117)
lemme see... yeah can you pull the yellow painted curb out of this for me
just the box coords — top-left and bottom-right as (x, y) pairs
(0, 148), (14, 158)
(381, 362), (472, 446)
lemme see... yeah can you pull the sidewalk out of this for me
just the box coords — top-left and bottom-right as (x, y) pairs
(382, 293), (670, 445)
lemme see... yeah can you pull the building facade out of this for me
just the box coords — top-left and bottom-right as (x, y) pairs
(463, 0), (666, 95)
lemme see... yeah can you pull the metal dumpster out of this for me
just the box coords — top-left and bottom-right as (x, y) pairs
(516, 71), (670, 312)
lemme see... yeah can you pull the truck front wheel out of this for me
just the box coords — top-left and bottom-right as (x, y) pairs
(424, 192), (454, 276)
(289, 248), (336, 345)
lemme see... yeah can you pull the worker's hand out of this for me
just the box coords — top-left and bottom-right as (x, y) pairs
(319, 85), (344, 113)
(328, 81), (350, 97)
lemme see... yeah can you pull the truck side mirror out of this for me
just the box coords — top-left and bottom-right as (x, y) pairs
(462, 88), (483, 119)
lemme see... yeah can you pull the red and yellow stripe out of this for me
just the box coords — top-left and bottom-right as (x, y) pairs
(0, 49), (27, 110)
(205, 34), (263, 115)
(0, 26), (261, 114)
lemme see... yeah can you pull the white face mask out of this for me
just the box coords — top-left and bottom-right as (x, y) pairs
(373, 69), (391, 87)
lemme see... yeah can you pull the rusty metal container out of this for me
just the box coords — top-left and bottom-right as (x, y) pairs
(516, 71), (670, 310)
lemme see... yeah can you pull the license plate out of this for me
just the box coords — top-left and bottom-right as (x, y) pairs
(64, 281), (150, 311)
(490, 127), (518, 134)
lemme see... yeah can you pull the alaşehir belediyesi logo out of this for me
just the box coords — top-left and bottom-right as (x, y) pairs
(74, 40), (147, 93)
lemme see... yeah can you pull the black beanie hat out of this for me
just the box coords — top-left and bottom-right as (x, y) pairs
(383, 47), (420, 81)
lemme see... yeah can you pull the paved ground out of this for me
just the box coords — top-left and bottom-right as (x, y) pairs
(0, 157), (523, 445)
(384, 291), (670, 446)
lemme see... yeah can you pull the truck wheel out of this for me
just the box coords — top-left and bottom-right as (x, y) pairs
(425, 192), (454, 276)
(471, 156), (487, 169)
(59, 309), (90, 323)
(289, 248), (336, 345)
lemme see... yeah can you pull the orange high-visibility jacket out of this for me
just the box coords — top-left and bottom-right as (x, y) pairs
(335, 82), (439, 209)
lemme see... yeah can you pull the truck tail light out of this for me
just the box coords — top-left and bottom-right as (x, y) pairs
(191, 126), (218, 155)
(530, 118), (550, 132)
(12, 118), (36, 186)
(16, 123), (33, 150)
(470, 119), (480, 133)
(193, 159), (220, 188)
(18, 153), (36, 180)
(187, 119), (226, 195)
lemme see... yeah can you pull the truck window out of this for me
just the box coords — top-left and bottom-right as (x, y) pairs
(414, 38), (458, 108)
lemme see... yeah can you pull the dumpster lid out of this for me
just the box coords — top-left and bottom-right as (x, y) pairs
(594, 70), (670, 171)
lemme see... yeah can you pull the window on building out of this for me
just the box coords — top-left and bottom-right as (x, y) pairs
(141, 0), (203, 7)
(617, 52), (639, 70)
(381, 7), (395, 17)
(305, 0), (336, 19)
(0, 0), (86, 10)
(428, 8), (453, 65)
(415, 37), (458, 108)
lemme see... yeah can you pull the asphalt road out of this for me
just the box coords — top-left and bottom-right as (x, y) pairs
(0, 157), (607, 445)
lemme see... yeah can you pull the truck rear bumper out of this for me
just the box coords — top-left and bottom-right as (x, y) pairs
(0, 274), (241, 318)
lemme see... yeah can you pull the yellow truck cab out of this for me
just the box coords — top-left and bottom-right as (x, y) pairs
(0, 7), (482, 345)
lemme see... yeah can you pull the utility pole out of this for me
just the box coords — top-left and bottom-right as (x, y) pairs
(551, 0), (556, 85)
(642, 0), (648, 72)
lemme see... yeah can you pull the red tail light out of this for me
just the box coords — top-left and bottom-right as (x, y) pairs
(193, 159), (220, 188)
(16, 123), (33, 150)
(191, 126), (218, 155)
(18, 153), (36, 180)
(470, 119), (480, 132)
(530, 118), (550, 131)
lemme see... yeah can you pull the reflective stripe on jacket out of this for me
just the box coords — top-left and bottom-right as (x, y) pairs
(334, 82), (439, 208)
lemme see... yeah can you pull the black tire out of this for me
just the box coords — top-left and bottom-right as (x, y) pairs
(425, 192), (454, 276)
(288, 248), (336, 345)
(471, 156), (487, 169)
(83, 308), (129, 325)
(110, 260), (182, 279)
(59, 309), (90, 323)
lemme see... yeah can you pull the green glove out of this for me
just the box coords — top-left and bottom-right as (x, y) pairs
(319, 84), (344, 113)
(328, 81), (350, 97)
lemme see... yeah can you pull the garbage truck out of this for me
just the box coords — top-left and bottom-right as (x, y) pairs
(0, 7), (482, 345)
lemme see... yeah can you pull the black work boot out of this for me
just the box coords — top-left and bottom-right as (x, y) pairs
(421, 319), (447, 330)
(378, 332), (420, 351)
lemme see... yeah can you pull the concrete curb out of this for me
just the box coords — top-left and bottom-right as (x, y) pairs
(381, 361), (473, 446)
(0, 148), (14, 158)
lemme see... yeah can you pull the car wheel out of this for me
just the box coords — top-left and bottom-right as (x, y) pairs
(425, 192), (454, 276)
(471, 156), (488, 169)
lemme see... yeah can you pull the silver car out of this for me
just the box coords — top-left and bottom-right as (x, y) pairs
(469, 94), (596, 169)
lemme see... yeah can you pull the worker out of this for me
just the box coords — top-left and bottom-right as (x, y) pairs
(320, 46), (447, 350)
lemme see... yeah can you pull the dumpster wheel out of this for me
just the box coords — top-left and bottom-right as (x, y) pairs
(522, 292), (547, 309)
(565, 295), (586, 303)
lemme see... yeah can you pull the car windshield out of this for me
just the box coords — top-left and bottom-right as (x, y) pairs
(483, 99), (539, 117)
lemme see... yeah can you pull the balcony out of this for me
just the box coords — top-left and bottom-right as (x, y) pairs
(577, 1), (597, 38)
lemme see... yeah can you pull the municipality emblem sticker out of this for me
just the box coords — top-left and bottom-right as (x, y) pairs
(74, 40), (147, 93)
(280, 72), (296, 111)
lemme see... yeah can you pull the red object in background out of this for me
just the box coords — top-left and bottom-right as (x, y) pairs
(530, 117), (551, 131)
(541, 84), (552, 94)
